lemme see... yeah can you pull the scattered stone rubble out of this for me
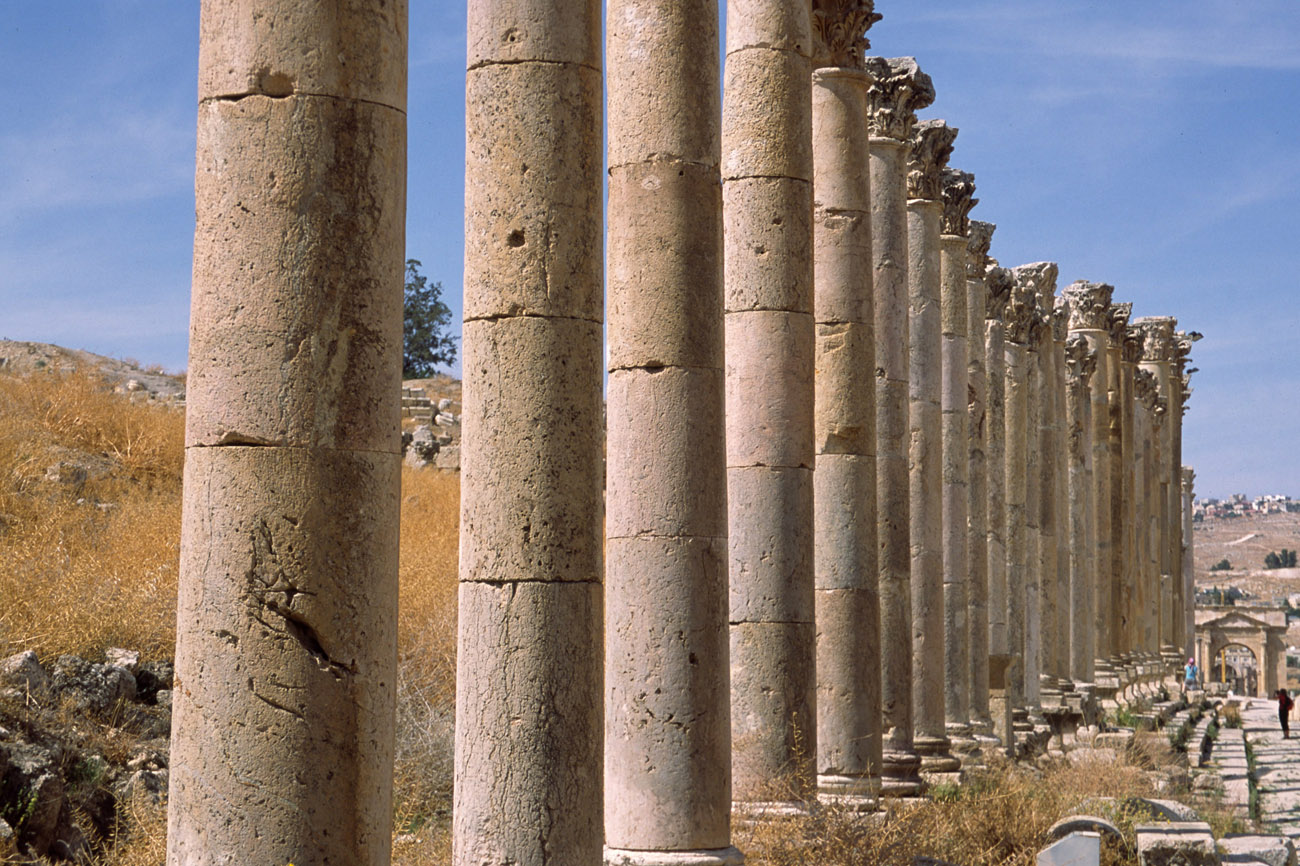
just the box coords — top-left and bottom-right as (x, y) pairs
(401, 387), (461, 472)
(0, 649), (172, 862)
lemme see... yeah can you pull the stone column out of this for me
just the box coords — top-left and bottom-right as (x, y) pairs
(458, 3), (604, 865)
(169, 5), (406, 862)
(907, 119), (960, 776)
(1109, 304), (1136, 680)
(1064, 334), (1097, 684)
(1182, 466), (1196, 663)
(1061, 281), (1115, 686)
(940, 168), (978, 759)
(809, 0), (882, 809)
(984, 261), (1012, 665)
(1036, 278), (1065, 704)
(605, 3), (738, 862)
(1002, 271), (1041, 718)
(1133, 366), (1158, 663)
(1134, 317), (1176, 667)
(725, 0), (816, 810)
(966, 221), (997, 740)
(864, 56), (934, 796)
(1012, 263), (1058, 717)
(1176, 332), (1200, 659)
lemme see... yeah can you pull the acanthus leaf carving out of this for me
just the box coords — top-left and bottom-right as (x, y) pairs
(811, 0), (882, 69)
(1061, 280), (1115, 332)
(985, 265), (1012, 320)
(967, 220), (995, 279)
(1132, 316), (1177, 363)
(1107, 302), (1132, 346)
(906, 119), (957, 201)
(941, 168), (977, 237)
(863, 56), (935, 142)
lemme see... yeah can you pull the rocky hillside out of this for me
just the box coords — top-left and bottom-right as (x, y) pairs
(0, 340), (185, 403)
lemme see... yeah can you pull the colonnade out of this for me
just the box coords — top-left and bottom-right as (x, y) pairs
(167, 1), (1201, 864)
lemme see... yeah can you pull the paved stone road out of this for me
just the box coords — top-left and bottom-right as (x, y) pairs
(1244, 699), (1300, 837)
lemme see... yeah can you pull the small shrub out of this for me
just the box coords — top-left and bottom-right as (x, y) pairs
(1223, 704), (1243, 728)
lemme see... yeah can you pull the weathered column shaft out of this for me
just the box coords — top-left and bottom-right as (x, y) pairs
(605, 2), (737, 860)
(810, 6), (882, 803)
(1182, 467), (1196, 661)
(1064, 334), (1097, 682)
(940, 169), (977, 751)
(169, 4), (406, 862)
(725, 0), (817, 806)
(907, 119), (959, 773)
(1062, 281), (1114, 684)
(865, 56), (934, 796)
(985, 269), (1012, 664)
(965, 221), (996, 735)
(1038, 289), (1063, 690)
(1003, 279), (1037, 710)
(1107, 303), (1133, 665)
(457, 3), (604, 864)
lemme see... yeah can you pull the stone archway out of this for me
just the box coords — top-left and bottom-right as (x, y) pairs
(1195, 607), (1288, 698)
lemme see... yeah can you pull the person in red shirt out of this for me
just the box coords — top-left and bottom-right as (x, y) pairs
(1278, 689), (1295, 739)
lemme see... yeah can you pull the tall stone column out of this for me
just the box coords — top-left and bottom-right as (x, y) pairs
(864, 56), (934, 796)
(605, 3), (739, 862)
(966, 221), (997, 739)
(984, 261), (1012, 665)
(1012, 263), (1058, 715)
(725, 0), (816, 810)
(907, 119), (961, 776)
(1064, 334), (1097, 685)
(1109, 304), (1135, 678)
(940, 168), (978, 758)
(1134, 317), (1176, 666)
(1037, 280), (1065, 702)
(1182, 466), (1196, 662)
(810, 0), (882, 809)
(1132, 367), (1158, 661)
(169, 5), (406, 862)
(1061, 282), (1115, 686)
(1176, 332), (1200, 659)
(458, 3), (604, 865)
(1003, 271), (1041, 718)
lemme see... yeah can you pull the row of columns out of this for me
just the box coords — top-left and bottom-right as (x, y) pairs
(167, 2), (1203, 864)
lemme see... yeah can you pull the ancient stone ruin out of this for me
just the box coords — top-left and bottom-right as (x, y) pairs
(165, 1), (1204, 864)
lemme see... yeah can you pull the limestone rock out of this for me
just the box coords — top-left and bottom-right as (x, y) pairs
(1220, 835), (1296, 866)
(1135, 822), (1218, 866)
(104, 648), (139, 672)
(0, 651), (49, 696)
(1047, 815), (1122, 844)
(49, 655), (137, 713)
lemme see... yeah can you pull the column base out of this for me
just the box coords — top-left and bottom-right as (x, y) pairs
(817, 774), (880, 813)
(915, 734), (961, 773)
(606, 847), (745, 866)
(880, 748), (925, 797)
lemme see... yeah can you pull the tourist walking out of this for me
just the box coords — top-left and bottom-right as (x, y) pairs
(1184, 658), (1199, 692)
(1277, 688), (1294, 739)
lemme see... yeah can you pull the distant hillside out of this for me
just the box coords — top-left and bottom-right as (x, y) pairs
(0, 339), (185, 401)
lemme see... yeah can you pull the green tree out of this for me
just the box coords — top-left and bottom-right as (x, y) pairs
(403, 259), (457, 378)
(1209, 558), (1231, 572)
(1265, 551), (1282, 570)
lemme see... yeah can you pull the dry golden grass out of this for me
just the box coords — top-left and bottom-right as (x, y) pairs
(0, 369), (184, 660)
(740, 748), (1174, 866)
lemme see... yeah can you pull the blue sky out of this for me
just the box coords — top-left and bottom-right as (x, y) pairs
(1, 2), (1297, 499)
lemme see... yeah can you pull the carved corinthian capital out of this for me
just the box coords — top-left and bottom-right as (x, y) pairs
(906, 119), (957, 201)
(1134, 367), (1158, 406)
(1132, 316), (1177, 363)
(1066, 333), (1097, 387)
(811, 0), (882, 69)
(1122, 324), (1145, 365)
(1061, 281), (1114, 332)
(967, 220), (995, 280)
(941, 168), (977, 237)
(863, 56), (935, 142)
(985, 265), (1012, 321)
(1107, 302), (1132, 346)
(1052, 295), (1070, 342)
(1004, 276), (1041, 345)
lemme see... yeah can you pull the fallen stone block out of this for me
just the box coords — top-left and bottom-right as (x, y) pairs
(1048, 816), (1122, 844)
(1039, 831), (1101, 866)
(1220, 835), (1296, 866)
(1136, 822), (1218, 866)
